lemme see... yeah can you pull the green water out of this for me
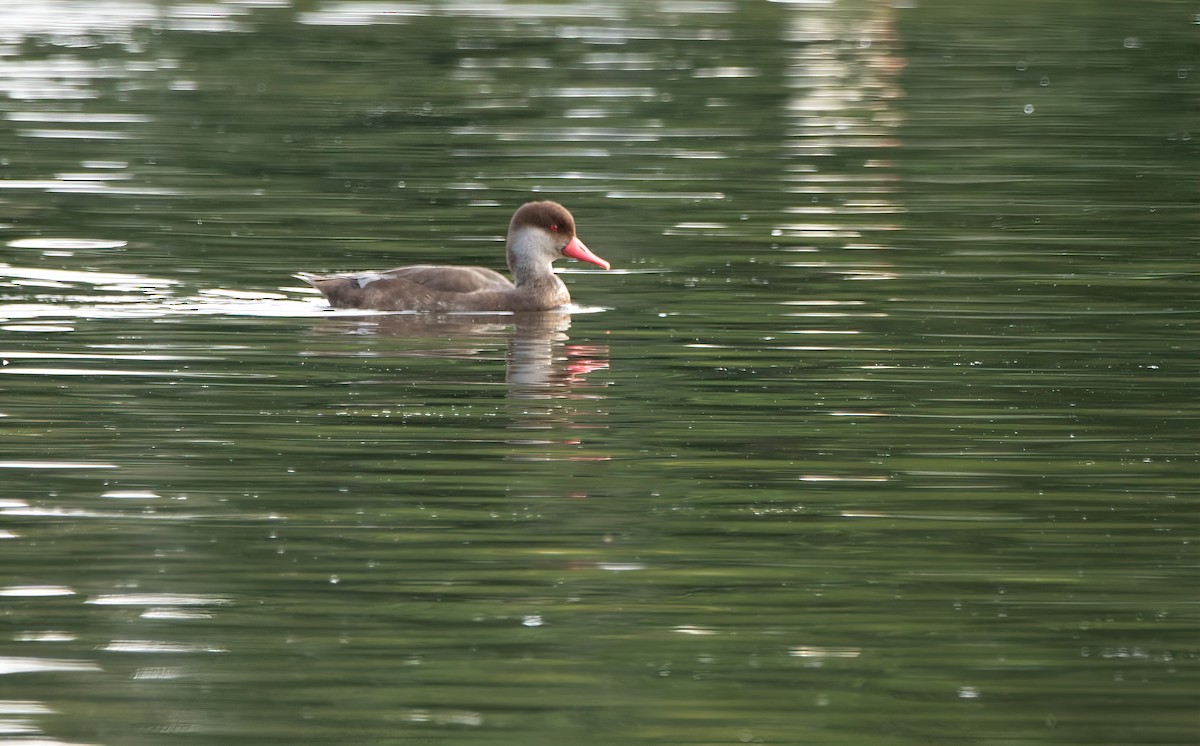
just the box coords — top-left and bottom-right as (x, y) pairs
(1, 1), (1197, 744)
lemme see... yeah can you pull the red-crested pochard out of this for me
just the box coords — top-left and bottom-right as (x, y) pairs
(296, 200), (609, 312)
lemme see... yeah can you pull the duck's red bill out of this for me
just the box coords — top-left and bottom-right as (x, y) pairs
(564, 237), (610, 270)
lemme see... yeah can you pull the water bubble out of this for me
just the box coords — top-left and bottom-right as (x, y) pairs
(1023, 104), (1035, 115)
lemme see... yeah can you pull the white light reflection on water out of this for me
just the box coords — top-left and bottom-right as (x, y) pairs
(692, 66), (759, 78)
(0, 698), (99, 746)
(99, 490), (161, 499)
(5, 112), (151, 124)
(772, 1), (906, 319)
(0, 264), (322, 320)
(0, 1), (158, 43)
(297, 2), (429, 26)
(18, 129), (135, 140)
(442, 1), (620, 20)
(7, 239), (128, 251)
(0, 265), (174, 290)
(13, 633), (78, 644)
(0, 657), (102, 675)
(297, 0), (630, 26)
(0, 0), (263, 39)
(100, 640), (227, 654)
(0, 462), (117, 470)
(0, 325), (76, 333)
(396, 708), (483, 727)
(0, 366), (265, 378)
(86, 594), (232, 606)
(0, 586), (76, 597)
(788, 646), (862, 659)
(0, 180), (176, 196)
(1, 264), (618, 322)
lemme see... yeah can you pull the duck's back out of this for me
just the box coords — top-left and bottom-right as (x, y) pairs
(297, 265), (520, 311)
(377, 265), (511, 293)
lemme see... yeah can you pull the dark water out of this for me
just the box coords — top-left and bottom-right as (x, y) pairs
(1, 1), (1197, 744)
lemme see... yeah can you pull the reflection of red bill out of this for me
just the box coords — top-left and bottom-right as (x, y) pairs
(566, 344), (610, 378)
(567, 360), (607, 376)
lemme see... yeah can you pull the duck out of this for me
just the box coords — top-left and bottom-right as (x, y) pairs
(296, 200), (609, 312)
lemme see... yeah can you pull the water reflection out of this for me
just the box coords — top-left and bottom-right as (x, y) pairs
(0, 262), (319, 321)
(304, 309), (611, 469)
(1, 1), (1197, 743)
(777, 2), (905, 279)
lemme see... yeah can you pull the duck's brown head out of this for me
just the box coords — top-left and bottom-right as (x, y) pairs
(507, 201), (610, 273)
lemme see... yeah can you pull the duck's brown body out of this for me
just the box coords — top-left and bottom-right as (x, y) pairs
(298, 201), (608, 312)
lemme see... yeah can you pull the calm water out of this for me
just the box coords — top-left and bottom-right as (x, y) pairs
(1, 1), (1197, 744)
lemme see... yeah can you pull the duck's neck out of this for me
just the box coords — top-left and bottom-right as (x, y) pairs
(507, 227), (561, 289)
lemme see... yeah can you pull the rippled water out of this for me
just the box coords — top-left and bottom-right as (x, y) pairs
(1, 1), (1197, 744)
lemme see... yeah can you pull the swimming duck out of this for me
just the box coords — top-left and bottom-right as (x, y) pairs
(297, 200), (609, 312)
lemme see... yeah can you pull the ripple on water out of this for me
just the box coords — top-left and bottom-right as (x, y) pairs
(298, 2), (429, 26)
(98, 490), (161, 500)
(0, 263), (346, 320)
(0, 586), (76, 597)
(0, 657), (101, 675)
(7, 238), (128, 251)
(100, 640), (227, 654)
(0, 461), (118, 470)
(0, 324), (76, 333)
(85, 594), (232, 607)
(0, 265), (175, 289)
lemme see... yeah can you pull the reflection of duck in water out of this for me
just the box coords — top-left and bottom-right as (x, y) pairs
(297, 201), (610, 312)
(306, 311), (609, 390)
(503, 312), (608, 389)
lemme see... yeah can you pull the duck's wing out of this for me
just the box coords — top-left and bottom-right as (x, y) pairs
(295, 265), (515, 311)
(376, 265), (511, 293)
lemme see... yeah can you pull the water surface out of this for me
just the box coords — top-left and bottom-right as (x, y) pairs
(1, 1), (1197, 744)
